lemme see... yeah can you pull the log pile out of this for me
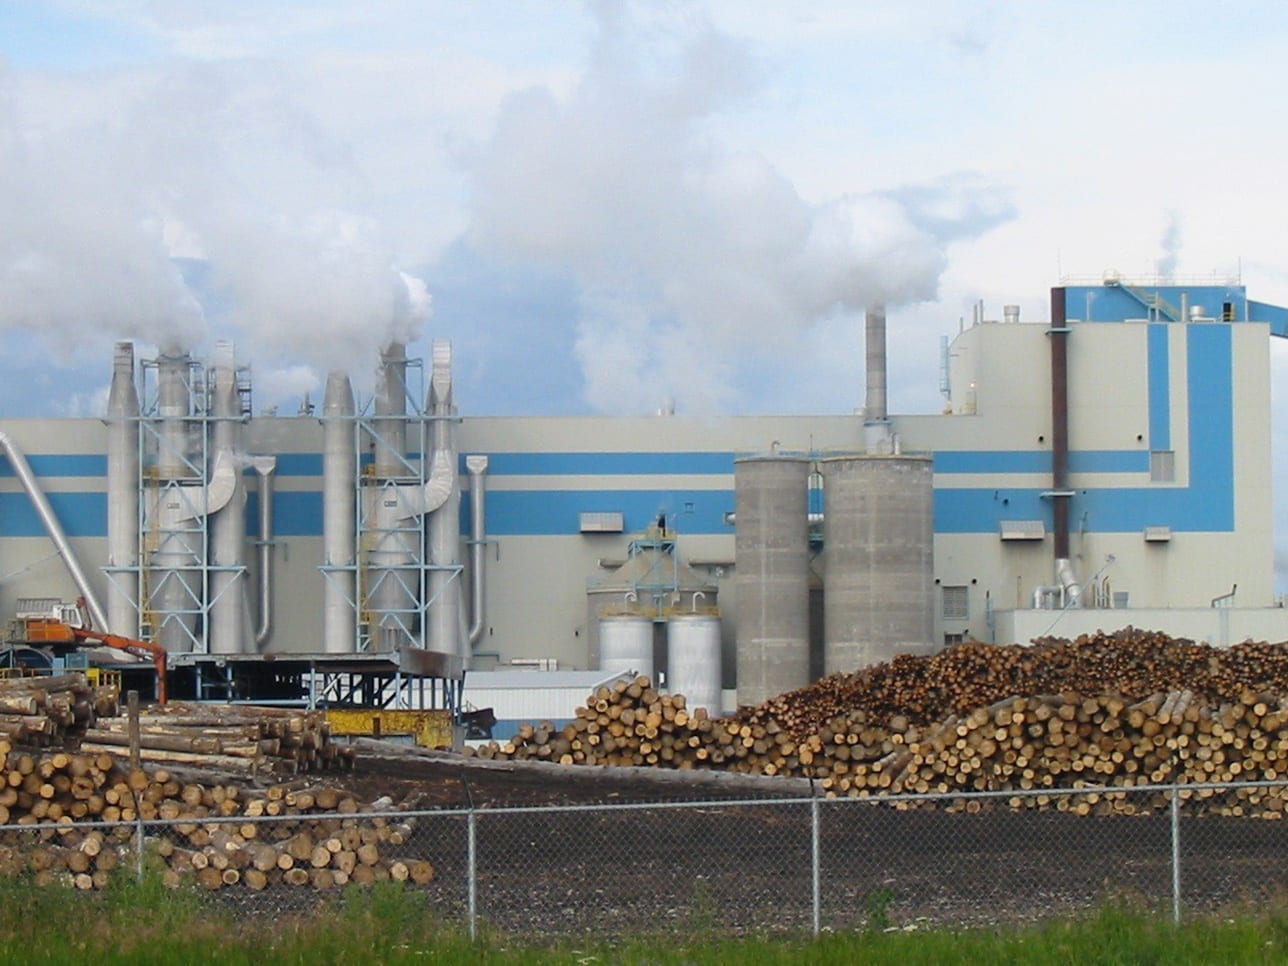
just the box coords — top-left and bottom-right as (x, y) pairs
(0, 742), (430, 891)
(0, 673), (118, 747)
(78, 703), (356, 777)
(477, 629), (1288, 815)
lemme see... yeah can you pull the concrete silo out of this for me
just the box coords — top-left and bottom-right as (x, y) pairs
(734, 455), (811, 706)
(819, 454), (935, 673)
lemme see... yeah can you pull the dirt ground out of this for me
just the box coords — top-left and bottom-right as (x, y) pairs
(321, 745), (1288, 936)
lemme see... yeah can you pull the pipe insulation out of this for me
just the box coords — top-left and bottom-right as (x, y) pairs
(322, 371), (357, 654)
(0, 428), (109, 632)
(252, 456), (277, 648)
(106, 341), (139, 638)
(466, 454), (489, 649)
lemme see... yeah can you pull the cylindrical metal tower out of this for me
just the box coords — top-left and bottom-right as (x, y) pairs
(427, 341), (462, 662)
(599, 614), (654, 680)
(820, 455), (935, 674)
(322, 371), (357, 654)
(733, 455), (811, 706)
(208, 343), (250, 655)
(666, 612), (722, 716)
(106, 341), (139, 638)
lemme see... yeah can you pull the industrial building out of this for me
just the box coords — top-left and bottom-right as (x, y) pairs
(0, 274), (1285, 723)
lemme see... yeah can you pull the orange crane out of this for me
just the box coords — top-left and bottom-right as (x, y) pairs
(5, 599), (168, 704)
(66, 626), (168, 705)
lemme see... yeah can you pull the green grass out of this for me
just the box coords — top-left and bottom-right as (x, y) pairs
(1, 874), (1287, 965)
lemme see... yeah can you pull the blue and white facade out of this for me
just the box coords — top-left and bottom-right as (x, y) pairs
(0, 275), (1283, 706)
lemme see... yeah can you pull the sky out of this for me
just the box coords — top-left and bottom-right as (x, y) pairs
(4, 1), (1288, 580)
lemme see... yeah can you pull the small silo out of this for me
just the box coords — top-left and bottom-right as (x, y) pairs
(598, 613), (655, 680)
(666, 611), (722, 716)
(820, 454), (935, 673)
(734, 455), (811, 706)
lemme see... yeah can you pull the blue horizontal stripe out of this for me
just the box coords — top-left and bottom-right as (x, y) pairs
(485, 489), (733, 535)
(0, 454), (106, 478)
(480, 452), (737, 476)
(0, 491), (106, 537)
(934, 450), (1148, 474)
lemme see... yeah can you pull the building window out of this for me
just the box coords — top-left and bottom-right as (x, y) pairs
(944, 633), (965, 647)
(1150, 450), (1174, 483)
(942, 585), (969, 622)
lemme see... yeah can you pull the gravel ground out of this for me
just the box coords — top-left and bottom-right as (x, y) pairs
(304, 748), (1288, 937)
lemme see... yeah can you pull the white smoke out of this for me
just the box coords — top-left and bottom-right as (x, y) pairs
(0, 59), (429, 379)
(1156, 210), (1182, 280)
(466, 4), (1013, 414)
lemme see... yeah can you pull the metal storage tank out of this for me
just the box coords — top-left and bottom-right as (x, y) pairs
(820, 454), (935, 673)
(598, 613), (655, 680)
(666, 612), (722, 715)
(734, 455), (811, 706)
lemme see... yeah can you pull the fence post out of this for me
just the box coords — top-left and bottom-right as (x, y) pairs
(1170, 783), (1181, 925)
(136, 813), (145, 882)
(811, 784), (820, 938)
(467, 809), (477, 941)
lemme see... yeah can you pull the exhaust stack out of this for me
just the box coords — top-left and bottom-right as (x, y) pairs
(106, 341), (139, 637)
(322, 371), (357, 654)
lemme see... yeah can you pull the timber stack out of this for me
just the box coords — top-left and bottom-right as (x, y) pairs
(477, 628), (1288, 816)
(78, 702), (355, 777)
(0, 741), (430, 891)
(0, 673), (118, 747)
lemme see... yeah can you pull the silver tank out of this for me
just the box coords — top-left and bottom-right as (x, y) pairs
(820, 454), (936, 673)
(598, 614), (654, 680)
(666, 612), (722, 716)
(733, 455), (811, 706)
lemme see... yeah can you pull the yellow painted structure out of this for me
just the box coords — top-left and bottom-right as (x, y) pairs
(325, 708), (455, 749)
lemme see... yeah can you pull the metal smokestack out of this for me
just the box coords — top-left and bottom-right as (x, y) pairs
(322, 371), (357, 654)
(106, 341), (139, 637)
(864, 304), (892, 454)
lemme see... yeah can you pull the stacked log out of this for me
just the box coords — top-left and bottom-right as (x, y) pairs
(0, 743), (429, 891)
(478, 630), (1288, 816)
(0, 673), (118, 747)
(79, 703), (355, 776)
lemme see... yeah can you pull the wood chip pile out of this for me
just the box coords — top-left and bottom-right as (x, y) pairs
(475, 628), (1288, 815)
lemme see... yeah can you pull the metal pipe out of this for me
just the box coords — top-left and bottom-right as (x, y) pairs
(322, 371), (357, 654)
(1049, 287), (1078, 605)
(252, 456), (277, 648)
(106, 341), (139, 638)
(0, 428), (109, 631)
(466, 454), (489, 647)
(864, 304), (892, 454)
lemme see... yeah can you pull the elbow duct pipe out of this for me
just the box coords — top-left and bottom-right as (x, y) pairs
(466, 455), (489, 648)
(106, 341), (139, 638)
(322, 371), (357, 655)
(252, 456), (277, 649)
(0, 428), (109, 632)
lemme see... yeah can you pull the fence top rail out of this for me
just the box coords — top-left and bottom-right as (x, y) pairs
(0, 777), (1283, 833)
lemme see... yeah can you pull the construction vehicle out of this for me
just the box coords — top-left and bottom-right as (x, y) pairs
(4, 598), (168, 703)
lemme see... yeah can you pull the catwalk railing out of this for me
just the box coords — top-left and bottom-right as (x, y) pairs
(4, 780), (1288, 937)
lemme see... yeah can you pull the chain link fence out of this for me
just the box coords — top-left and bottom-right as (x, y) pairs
(1, 780), (1287, 937)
